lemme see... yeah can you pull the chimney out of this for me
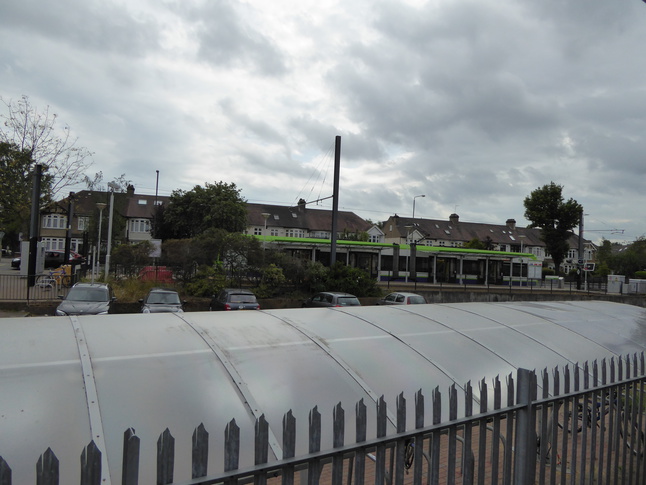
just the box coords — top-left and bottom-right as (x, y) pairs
(297, 198), (306, 212)
(506, 218), (516, 230)
(449, 213), (459, 224)
(127, 184), (135, 195)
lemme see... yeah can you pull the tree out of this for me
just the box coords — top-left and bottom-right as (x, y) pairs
(0, 142), (53, 249)
(463, 238), (485, 250)
(83, 172), (132, 192)
(523, 182), (582, 273)
(156, 182), (247, 239)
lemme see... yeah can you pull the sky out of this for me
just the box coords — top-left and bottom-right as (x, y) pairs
(2, 0), (646, 244)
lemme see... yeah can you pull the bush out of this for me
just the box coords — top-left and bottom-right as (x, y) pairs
(184, 264), (227, 298)
(635, 271), (646, 279)
(542, 268), (555, 278)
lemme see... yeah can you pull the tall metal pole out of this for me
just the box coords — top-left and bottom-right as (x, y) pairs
(576, 209), (585, 290)
(27, 164), (43, 287)
(104, 191), (115, 281)
(330, 136), (341, 266)
(94, 203), (106, 282)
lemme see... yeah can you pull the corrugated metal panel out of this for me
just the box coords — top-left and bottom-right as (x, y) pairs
(1, 300), (646, 483)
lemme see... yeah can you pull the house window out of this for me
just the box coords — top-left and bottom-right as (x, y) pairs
(568, 248), (577, 259)
(42, 238), (65, 250)
(270, 229), (279, 236)
(42, 214), (67, 229)
(253, 227), (262, 235)
(369, 234), (382, 243)
(285, 229), (305, 238)
(77, 217), (90, 231)
(130, 219), (151, 233)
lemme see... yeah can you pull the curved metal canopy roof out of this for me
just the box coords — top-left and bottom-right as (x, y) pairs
(1, 300), (645, 483)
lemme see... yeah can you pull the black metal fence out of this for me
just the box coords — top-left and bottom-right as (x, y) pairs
(1, 355), (645, 484)
(0, 272), (79, 302)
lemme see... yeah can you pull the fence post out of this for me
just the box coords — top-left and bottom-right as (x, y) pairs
(36, 448), (59, 485)
(308, 406), (321, 485)
(157, 428), (175, 485)
(255, 415), (269, 485)
(513, 368), (536, 485)
(354, 399), (367, 485)
(192, 423), (209, 479)
(282, 410), (296, 485)
(332, 403), (345, 485)
(80, 441), (102, 485)
(122, 428), (140, 485)
(0, 456), (11, 485)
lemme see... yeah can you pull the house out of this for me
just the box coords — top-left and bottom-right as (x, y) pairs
(381, 213), (594, 273)
(38, 186), (169, 255)
(245, 199), (370, 240)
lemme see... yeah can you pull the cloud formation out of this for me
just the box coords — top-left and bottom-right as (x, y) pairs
(2, 0), (645, 242)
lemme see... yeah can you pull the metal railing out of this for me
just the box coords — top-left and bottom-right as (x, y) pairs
(1, 355), (645, 484)
(0, 272), (78, 301)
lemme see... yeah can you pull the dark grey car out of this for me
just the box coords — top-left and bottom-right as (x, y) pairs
(55, 283), (116, 316)
(139, 288), (185, 313)
(209, 289), (260, 311)
(302, 292), (361, 308)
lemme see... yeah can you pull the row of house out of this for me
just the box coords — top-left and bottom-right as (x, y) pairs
(37, 186), (593, 281)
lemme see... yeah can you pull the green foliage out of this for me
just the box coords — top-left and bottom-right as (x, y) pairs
(326, 262), (381, 297)
(594, 262), (611, 277)
(463, 238), (485, 250)
(608, 237), (646, 278)
(155, 181), (247, 239)
(542, 267), (556, 278)
(111, 241), (154, 277)
(0, 142), (53, 249)
(184, 264), (227, 298)
(108, 277), (173, 303)
(303, 261), (330, 293)
(523, 182), (582, 272)
(635, 271), (646, 279)
(340, 229), (369, 241)
(255, 264), (287, 298)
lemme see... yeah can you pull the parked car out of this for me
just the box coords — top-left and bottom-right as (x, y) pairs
(302, 291), (361, 308)
(209, 288), (260, 311)
(55, 282), (116, 316)
(11, 250), (85, 270)
(139, 288), (185, 313)
(376, 292), (427, 305)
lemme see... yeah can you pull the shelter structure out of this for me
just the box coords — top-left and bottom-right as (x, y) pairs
(1, 301), (646, 483)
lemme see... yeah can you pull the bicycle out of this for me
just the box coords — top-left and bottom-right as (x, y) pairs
(558, 387), (645, 455)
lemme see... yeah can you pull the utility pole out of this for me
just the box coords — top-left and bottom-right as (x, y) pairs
(330, 135), (341, 266)
(27, 165), (43, 287)
(576, 208), (585, 290)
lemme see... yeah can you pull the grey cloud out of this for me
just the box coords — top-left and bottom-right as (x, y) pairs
(0, 0), (160, 56)
(185, 0), (287, 76)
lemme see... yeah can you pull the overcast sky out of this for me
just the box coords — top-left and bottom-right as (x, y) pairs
(2, 0), (645, 243)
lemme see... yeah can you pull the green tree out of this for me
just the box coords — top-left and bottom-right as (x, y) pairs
(110, 241), (154, 277)
(0, 95), (93, 198)
(463, 238), (485, 250)
(523, 182), (582, 273)
(155, 181), (247, 239)
(0, 142), (53, 249)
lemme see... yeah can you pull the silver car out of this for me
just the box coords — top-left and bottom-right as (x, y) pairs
(376, 292), (426, 305)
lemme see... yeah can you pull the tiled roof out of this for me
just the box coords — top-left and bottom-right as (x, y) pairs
(383, 214), (589, 248)
(247, 202), (370, 233)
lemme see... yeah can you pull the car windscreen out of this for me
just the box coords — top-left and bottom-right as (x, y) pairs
(337, 297), (360, 306)
(67, 288), (109, 302)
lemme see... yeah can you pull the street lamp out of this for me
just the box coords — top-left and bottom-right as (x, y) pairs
(94, 202), (107, 282)
(412, 194), (425, 218)
(261, 212), (270, 248)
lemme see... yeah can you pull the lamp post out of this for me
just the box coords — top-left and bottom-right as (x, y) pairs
(94, 202), (107, 282)
(261, 212), (270, 249)
(412, 194), (425, 218)
(518, 235), (526, 286)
